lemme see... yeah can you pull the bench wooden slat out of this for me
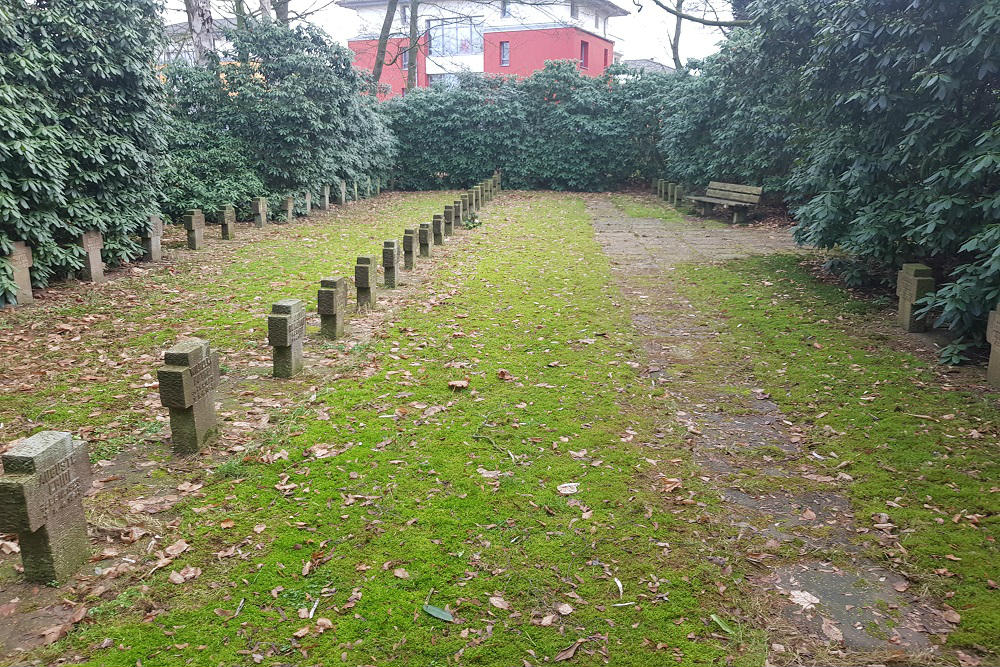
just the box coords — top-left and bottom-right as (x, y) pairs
(704, 188), (760, 204)
(708, 181), (763, 196)
(688, 195), (752, 207)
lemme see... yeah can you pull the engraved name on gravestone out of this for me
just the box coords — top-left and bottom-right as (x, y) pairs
(252, 197), (268, 228)
(157, 338), (220, 455)
(183, 209), (206, 250)
(268, 299), (305, 378)
(986, 306), (1000, 387)
(219, 205), (236, 240)
(317, 277), (348, 339)
(78, 231), (105, 283)
(142, 215), (163, 262)
(383, 240), (398, 288)
(443, 206), (455, 237)
(0, 431), (91, 583)
(8, 241), (33, 305)
(418, 223), (432, 259)
(355, 256), (377, 311)
(432, 215), (444, 246)
(402, 229), (416, 270)
(896, 263), (935, 333)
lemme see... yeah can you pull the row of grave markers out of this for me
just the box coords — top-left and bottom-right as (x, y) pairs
(648, 182), (1000, 388)
(2, 177), (383, 307)
(0, 173), (500, 585)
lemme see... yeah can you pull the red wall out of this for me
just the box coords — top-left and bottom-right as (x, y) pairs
(351, 27), (614, 100)
(483, 28), (614, 79)
(349, 36), (428, 100)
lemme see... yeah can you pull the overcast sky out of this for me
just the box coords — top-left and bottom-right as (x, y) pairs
(163, 0), (727, 65)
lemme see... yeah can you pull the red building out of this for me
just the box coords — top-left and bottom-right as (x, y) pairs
(345, 0), (626, 98)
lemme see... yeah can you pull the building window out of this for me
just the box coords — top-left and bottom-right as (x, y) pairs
(427, 17), (483, 56)
(580, 40), (588, 69)
(500, 0), (509, 17)
(570, 0), (578, 19)
(429, 73), (460, 88)
(401, 47), (409, 69)
(603, 48), (608, 67)
(500, 40), (510, 66)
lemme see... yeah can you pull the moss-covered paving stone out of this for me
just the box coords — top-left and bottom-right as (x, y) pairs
(40, 192), (742, 666)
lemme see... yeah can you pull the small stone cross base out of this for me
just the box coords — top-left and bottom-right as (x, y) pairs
(283, 197), (294, 223)
(268, 299), (306, 378)
(443, 206), (455, 236)
(896, 264), (935, 332)
(318, 277), (348, 339)
(418, 224), (432, 258)
(219, 205), (236, 240)
(0, 431), (91, 584)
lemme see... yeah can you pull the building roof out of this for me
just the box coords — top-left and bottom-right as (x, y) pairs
(340, 0), (629, 17)
(621, 58), (674, 72)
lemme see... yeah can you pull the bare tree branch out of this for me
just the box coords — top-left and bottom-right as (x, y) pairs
(640, 0), (751, 27)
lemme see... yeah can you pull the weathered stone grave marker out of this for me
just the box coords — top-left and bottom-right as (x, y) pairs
(317, 277), (348, 339)
(355, 255), (376, 311)
(252, 197), (268, 228)
(8, 241), (33, 305)
(0, 431), (91, 583)
(988, 305), (1000, 387)
(78, 231), (105, 283)
(374, 176), (381, 196)
(157, 338), (220, 455)
(383, 240), (398, 288)
(268, 299), (305, 378)
(365, 177), (372, 199)
(337, 181), (347, 205)
(142, 216), (163, 262)
(454, 199), (464, 227)
(672, 185), (684, 207)
(418, 223), (432, 259)
(184, 209), (206, 250)
(353, 181), (359, 201)
(460, 194), (470, 221)
(283, 197), (294, 223)
(304, 191), (312, 214)
(322, 185), (331, 211)
(896, 263), (935, 332)
(403, 229), (416, 270)
(473, 187), (482, 212)
(443, 206), (455, 236)
(219, 205), (236, 240)
(432, 214), (444, 245)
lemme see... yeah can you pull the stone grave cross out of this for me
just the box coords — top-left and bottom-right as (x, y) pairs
(183, 209), (206, 250)
(317, 277), (348, 339)
(219, 205), (236, 240)
(383, 240), (398, 288)
(0, 431), (91, 583)
(8, 241), (33, 305)
(403, 229), (416, 270)
(78, 231), (105, 283)
(157, 339), (220, 455)
(268, 299), (306, 378)
(987, 305), (1000, 387)
(896, 263), (935, 332)
(141, 216), (163, 262)
(252, 197), (268, 228)
(355, 255), (376, 311)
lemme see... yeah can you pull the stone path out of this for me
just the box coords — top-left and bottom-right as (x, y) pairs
(588, 195), (950, 663)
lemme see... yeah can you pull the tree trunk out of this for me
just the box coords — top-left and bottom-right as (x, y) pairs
(258, 0), (271, 18)
(183, 0), (215, 66)
(272, 0), (289, 22)
(669, 0), (684, 70)
(372, 0), (401, 85)
(406, 0), (419, 91)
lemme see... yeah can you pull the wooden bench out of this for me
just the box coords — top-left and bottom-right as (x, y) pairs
(687, 182), (762, 224)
